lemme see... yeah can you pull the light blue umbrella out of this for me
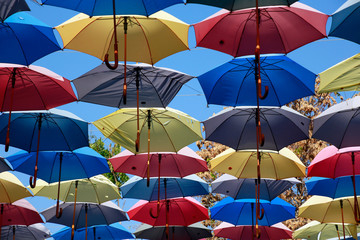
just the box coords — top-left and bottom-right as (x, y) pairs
(0, 12), (60, 65)
(197, 55), (315, 107)
(52, 224), (134, 240)
(120, 174), (209, 201)
(212, 174), (300, 201)
(329, 0), (360, 44)
(306, 176), (360, 199)
(210, 197), (295, 226)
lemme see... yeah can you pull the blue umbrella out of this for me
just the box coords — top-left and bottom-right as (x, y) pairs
(0, 12), (60, 65)
(329, 0), (360, 44)
(120, 174), (209, 201)
(52, 224), (134, 240)
(212, 174), (300, 201)
(210, 197), (295, 226)
(197, 54), (315, 107)
(306, 176), (360, 199)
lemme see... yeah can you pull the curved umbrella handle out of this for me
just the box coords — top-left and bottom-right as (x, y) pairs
(56, 201), (63, 219)
(258, 83), (269, 100)
(104, 47), (119, 70)
(29, 166), (38, 188)
(150, 202), (160, 219)
(258, 207), (264, 220)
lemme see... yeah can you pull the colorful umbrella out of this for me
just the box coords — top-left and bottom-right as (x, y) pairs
(293, 220), (358, 240)
(134, 222), (212, 240)
(0, 158), (12, 173)
(210, 197), (295, 226)
(329, 0), (360, 45)
(203, 106), (309, 151)
(193, 2), (328, 57)
(0, 109), (89, 188)
(52, 224), (134, 240)
(197, 54), (316, 107)
(0, 172), (32, 203)
(0, 12), (60, 66)
(120, 174), (209, 201)
(0, 224), (50, 240)
(209, 148), (305, 179)
(213, 222), (292, 240)
(318, 53), (360, 93)
(0, 0), (29, 22)
(128, 197), (209, 226)
(211, 174), (300, 201)
(187, 0), (298, 10)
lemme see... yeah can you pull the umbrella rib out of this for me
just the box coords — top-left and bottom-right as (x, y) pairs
(234, 60), (255, 106)
(330, 6), (359, 35)
(337, 110), (359, 148)
(133, 17), (154, 65)
(234, 10), (254, 57)
(260, 109), (280, 151)
(18, 71), (48, 109)
(27, 114), (39, 152)
(91, 180), (102, 204)
(6, 24), (30, 65)
(0, 181), (12, 202)
(235, 109), (254, 150)
(49, 117), (77, 151)
(265, 9), (287, 53)
(26, 24), (60, 53)
(235, 152), (253, 178)
(150, 113), (179, 152)
(268, 153), (279, 180)
(116, 67), (137, 107)
(47, 152), (59, 183)
(0, 67), (12, 112)
(138, 70), (166, 108)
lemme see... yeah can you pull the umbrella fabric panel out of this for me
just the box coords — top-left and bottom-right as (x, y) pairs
(197, 55), (315, 107)
(0, 172), (32, 203)
(0, 0), (30, 22)
(7, 147), (110, 183)
(73, 63), (193, 108)
(0, 13), (60, 66)
(0, 224), (51, 240)
(0, 158), (12, 173)
(40, 0), (183, 16)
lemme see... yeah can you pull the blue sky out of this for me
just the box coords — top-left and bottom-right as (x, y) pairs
(3, 0), (360, 237)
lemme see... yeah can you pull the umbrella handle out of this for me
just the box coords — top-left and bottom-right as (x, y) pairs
(56, 201), (63, 219)
(29, 166), (38, 188)
(258, 207), (264, 220)
(258, 83), (269, 100)
(104, 45), (119, 70)
(150, 202), (160, 219)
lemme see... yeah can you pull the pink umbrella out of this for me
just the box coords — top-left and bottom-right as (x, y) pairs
(214, 222), (292, 240)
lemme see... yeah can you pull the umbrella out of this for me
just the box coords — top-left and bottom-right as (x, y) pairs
(293, 220), (359, 240)
(203, 106), (309, 151)
(42, 201), (128, 240)
(128, 197), (209, 226)
(7, 147), (110, 218)
(134, 222), (212, 240)
(187, 0), (298, 10)
(210, 147), (305, 179)
(0, 12), (60, 66)
(0, 108), (89, 188)
(0, 158), (12, 173)
(0, 224), (50, 240)
(0, 0), (29, 22)
(109, 146), (208, 178)
(211, 174), (300, 201)
(52, 224), (134, 240)
(193, 2), (328, 57)
(318, 53), (360, 93)
(56, 11), (189, 103)
(120, 174), (209, 201)
(197, 54), (316, 107)
(329, 0), (360, 45)
(213, 222), (292, 240)
(210, 197), (295, 226)
(0, 172), (32, 203)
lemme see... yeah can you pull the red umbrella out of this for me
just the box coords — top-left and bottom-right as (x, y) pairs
(127, 197), (209, 226)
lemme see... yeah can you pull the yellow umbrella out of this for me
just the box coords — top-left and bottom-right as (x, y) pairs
(209, 147), (305, 179)
(293, 220), (358, 240)
(0, 172), (32, 203)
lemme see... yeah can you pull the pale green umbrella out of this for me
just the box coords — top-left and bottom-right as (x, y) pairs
(318, 52), (360, 93)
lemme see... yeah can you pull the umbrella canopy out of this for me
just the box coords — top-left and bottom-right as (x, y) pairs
(0, 172), (32, 203)
(213, 222), (292, 240)
(0, 158), (12, 173)
(0, 199), (43, 226)
(109, 147), (208, 178)
(293, 220), (359, 240)
(41, 201), (128, 229)
(193, 2), (328, 57)
(0, 0), (29, 22)
(306, 176), (360, 199)
(318, 53), (360, 93)
(197, 55), (316, 107)
(212, 174), (300, 201)
(210, 147), (305, 179)
(121, 175), (209, 201)
(128, 197), (209, 226)
(55, 12), (189, 65)
(6, 147), (110, 183)
(0, 224), (50, 240)
(52, 224), (134, 240)
(134, 222), (212, 240)
(31, 175), (121, 204)
(0, 64), (76, 112)
(187, 0), (298, 11)
(0, 12), (60, 66)
(313, 96), (360, 148)
(210, 197), (295, 226)
(93, 107), (202, 153)
(203, 106), (309, 151)
(39, 0), (183, 16)
(329, 0), (360, 44)
(299, 196), (360, 224)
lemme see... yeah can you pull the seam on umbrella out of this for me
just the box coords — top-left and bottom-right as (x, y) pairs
(0, 67), (13, 112)
(133, 17), (154, 65)
(19, 71), (48, 110)
(27, 113), (40, 152)
(50, 117), (79, 151)
(27, 23), (61, 53)
(339, 110), (360, 148)
(268, 152), (279, 180)
(234, 9), (253, 57)
(0, 180), (12, 202)
(234, 59), (254, 106)
(235, 151), (254, 178)
(150, 111), (178, 152)
(6, 23), (30, 65)
(330, 4), (360, 35)
(234, 108), (254, 150)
